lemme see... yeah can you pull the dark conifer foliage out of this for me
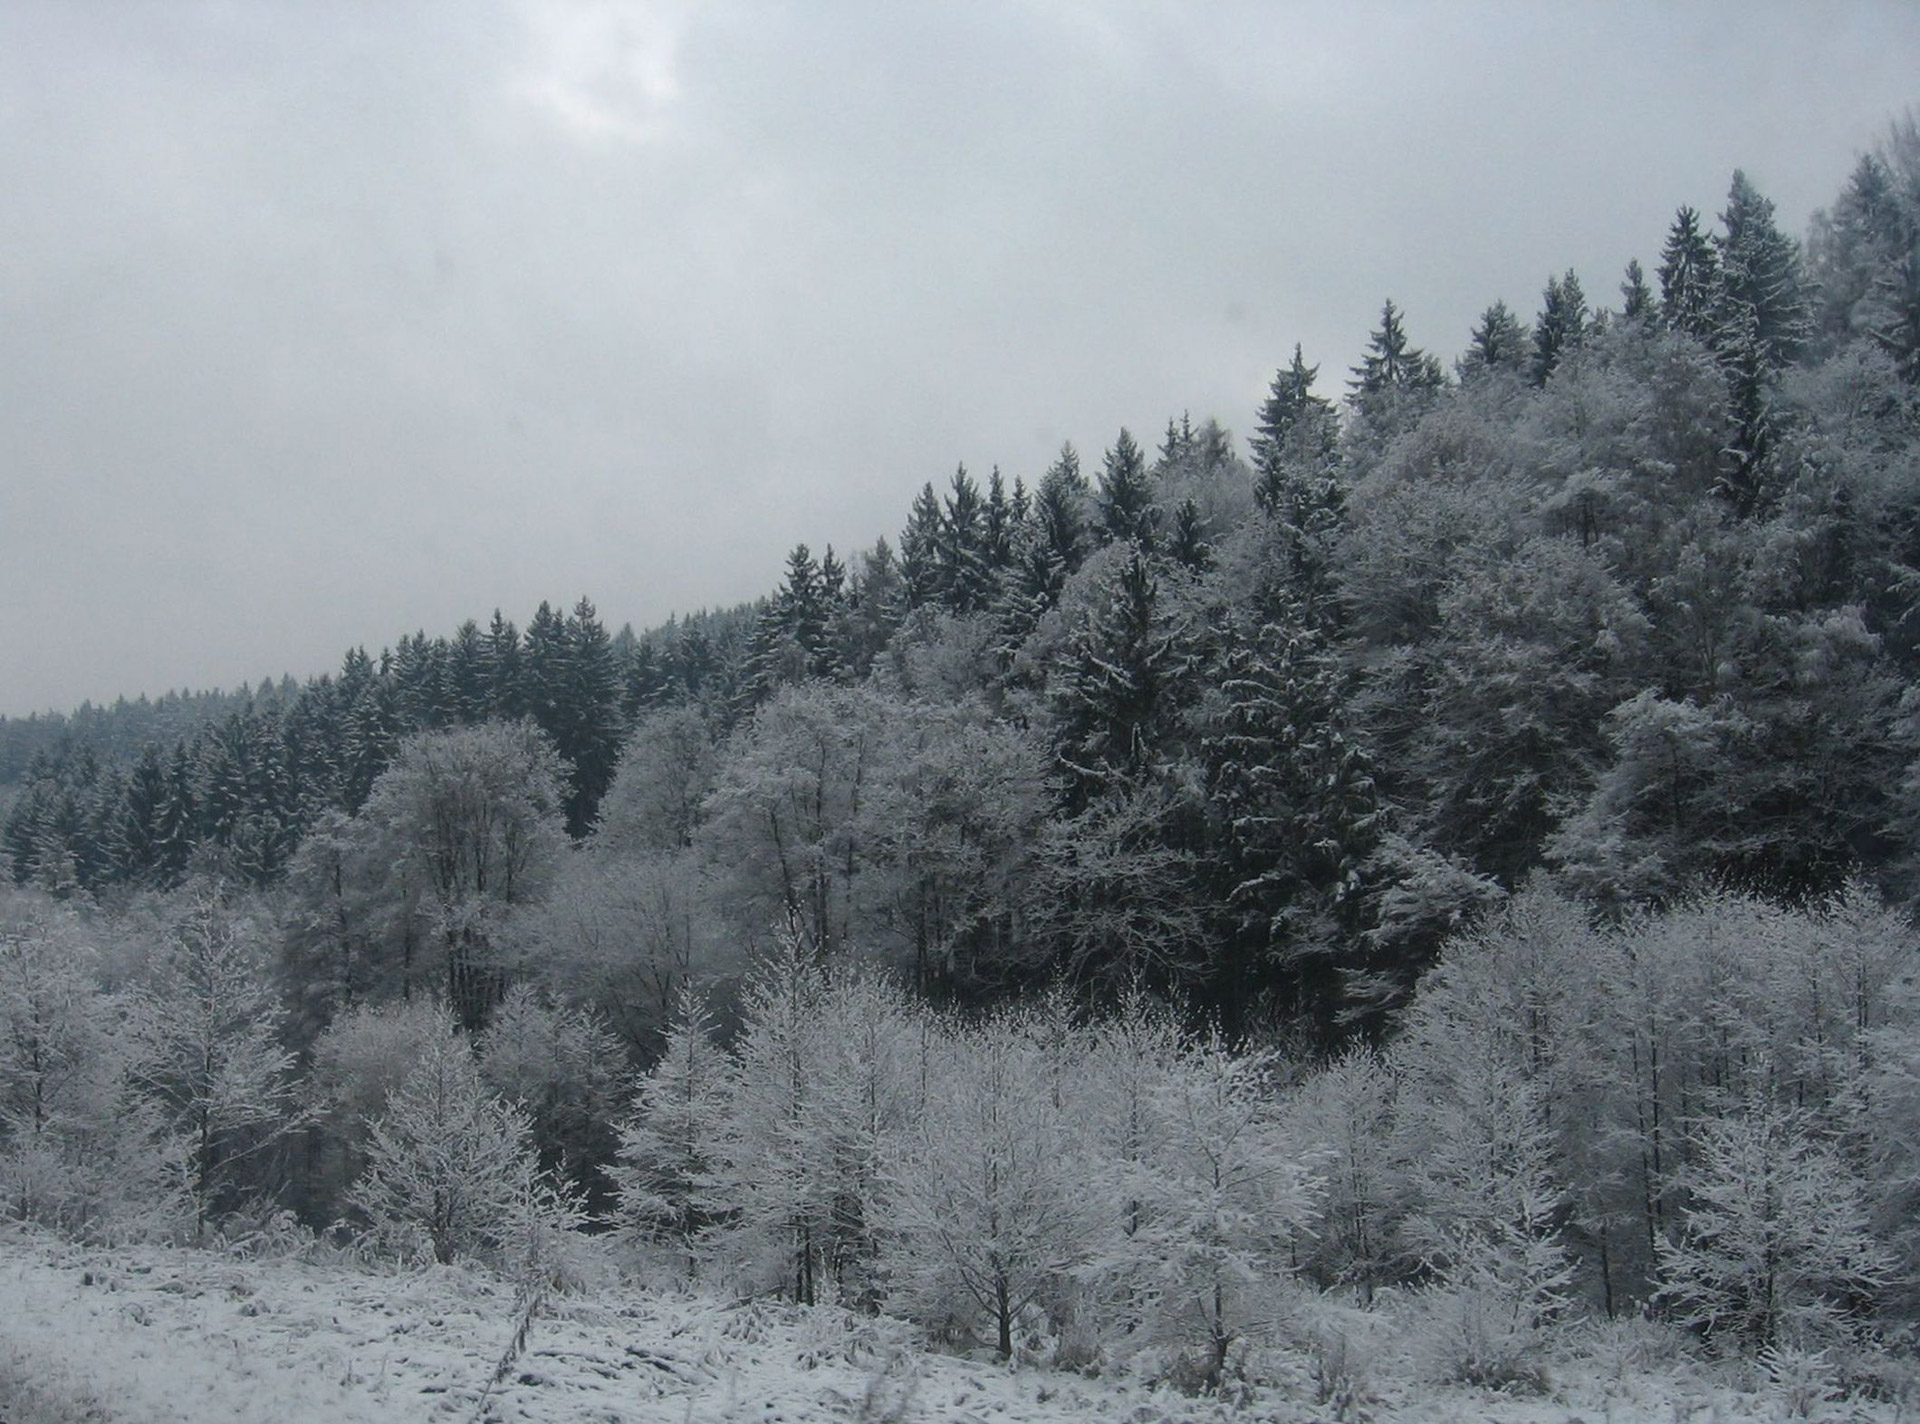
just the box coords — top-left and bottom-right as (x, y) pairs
(1251, 345), (1339, 497)
(1050, 547), (1195, 811)
(1032, 442), (1093, 576)
(936, 466), (995, 614)
(1095, 429), (1157, 550)
(1459, 300), (1530, 380)
(1530, 269), (1588, 386)
(1659, 205), (1722, 340)
(1203, 615), (1381, 1039)
(1619, 258), (1655, 324)
(1348, 298), (1443, 396)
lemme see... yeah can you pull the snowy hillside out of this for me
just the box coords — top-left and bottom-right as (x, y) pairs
(0, 1228), (1910, 1424)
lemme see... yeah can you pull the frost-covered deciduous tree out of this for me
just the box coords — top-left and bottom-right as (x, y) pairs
(607, 982), (734, 1279)
(704, 938), (924, 1306)
(697, 684), (889, 961)
(704, 931), (838, 1301)
(305, 996), (456, 1218)
(350, 1034), (579, 1268)
(1390, 901), (1577, 1386)
(278, 807), (412, 1046)
(1097, 1033), (1322, 1387)
(592, 704), (720, 856)
(1656, 1100), (1887, 1351)
(0, 889), (167, 1237)
(129, 883), (297, 1240)
(854, 700), (1050, 996)
(476, 983), (629, 1196)
(883, 1011), (1095, 1358)
(1289, 1046), (1397, 1301)
(359, 723), (568, 1028)
(500, 847), (734, 1057)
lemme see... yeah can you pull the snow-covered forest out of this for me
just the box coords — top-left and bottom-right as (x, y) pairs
(5, 117), (1920, 1419)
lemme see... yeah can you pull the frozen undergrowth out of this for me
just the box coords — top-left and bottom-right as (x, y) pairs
(0, 1226), (1911, 1424)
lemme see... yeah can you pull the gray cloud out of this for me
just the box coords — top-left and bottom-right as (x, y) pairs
(3, 0), (1916, 713)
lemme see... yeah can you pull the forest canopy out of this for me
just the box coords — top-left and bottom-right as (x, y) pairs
(3, 113), (1920, 1394)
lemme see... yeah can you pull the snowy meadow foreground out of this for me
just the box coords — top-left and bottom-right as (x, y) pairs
(0, 1226), (1909, 1424)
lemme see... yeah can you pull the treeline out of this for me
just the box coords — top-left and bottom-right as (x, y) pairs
(1, 600), (753, 891)
(0, 684), (271, 786)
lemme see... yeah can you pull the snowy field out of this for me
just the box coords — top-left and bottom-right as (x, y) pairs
(0, 1228), (1909, 1424)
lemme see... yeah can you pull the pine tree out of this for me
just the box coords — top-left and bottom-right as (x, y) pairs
(1051, 549), (1194, 809)
(1032, 442), (1092, 576)
(1620, 258), (1655, 325)
(1347, 300), (1444, 450)
(447, 620), (490, 724)
(341, 673), (399, 816)
(1251, 345), (1339, 502)
(982, 467), (1017, 573)
(829, 539), (904, 682)
(1348, 299), (1443, 396)
(522, 601), (569, 741)
(1716, 169), (1812, 372)
(813, 546), (848, 681)
(896, 482), (943, 612)
(1529, 269), (1588, 386)
(117, 745), (170, 885)
(1157, 411), (1195, 473)
(482, 611), (525, 721)
(1707, 171), (1813, 512)
(1659, 205), (1722, 341)
(937, 466), (995, 614)
(990, 527), (1068, 673)
(747, 545), (828, 706)
(154, 742), (198, 883)
(1168, 498), (1211, 572)
(1096, 428), (1157, 550)
(1203, 617), (1381, 1037)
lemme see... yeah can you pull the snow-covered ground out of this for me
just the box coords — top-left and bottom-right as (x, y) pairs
(0, 1226), (1908, 1423)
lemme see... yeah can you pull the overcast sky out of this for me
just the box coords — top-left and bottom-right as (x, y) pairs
(2, 1), (1916, 716)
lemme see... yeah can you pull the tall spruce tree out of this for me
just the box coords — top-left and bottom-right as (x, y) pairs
(1203, 616), (1381, 1039)
(558, 597), (625, 836)
(1051, 548), (1194, 810)
(1033, 443), (1092, 575)
(1459, 300), (1531, 380)
(1096, 428), (1157, 550)
(1349, 299), (1443, 396)
(1530, 270), (1588, 386)
(936, 466), (994, 614)
(1659, 205), (1722, 341)
(1251, 345), (1339, 501)
(1620, 258), (1655, 325)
